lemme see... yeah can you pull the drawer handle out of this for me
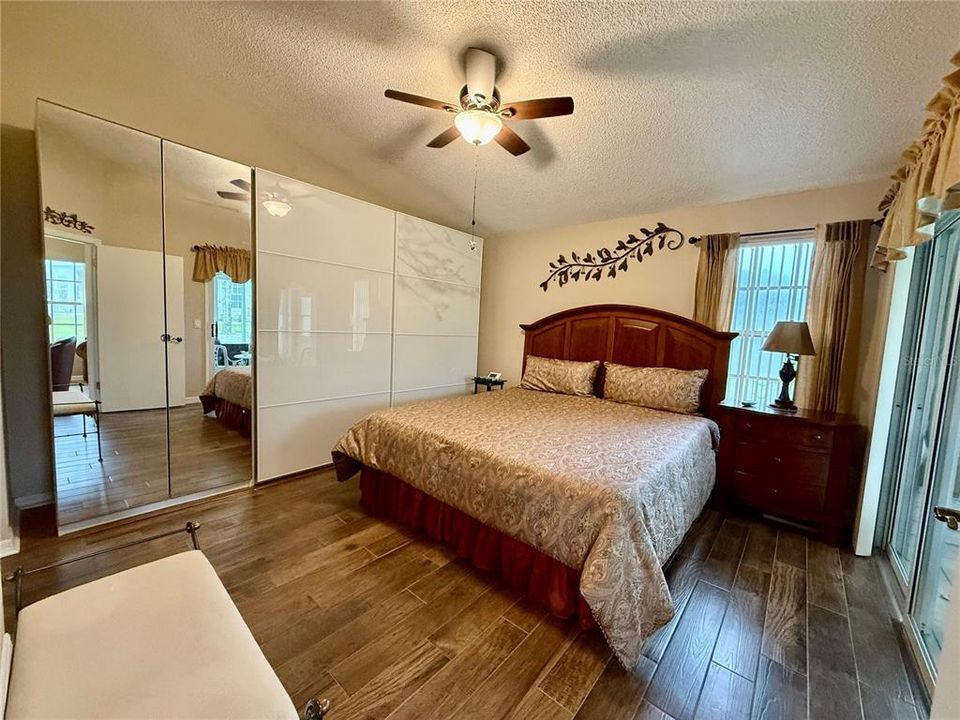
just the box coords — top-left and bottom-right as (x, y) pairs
(813, 434), (823, 441)
(773, 456), (782, 463)
(745, 423), (752, 429)
(770, 488), (779, 494)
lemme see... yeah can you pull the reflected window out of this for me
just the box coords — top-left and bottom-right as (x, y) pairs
(45, 259), (86, 342)
(351, 280), (370, 352)
(212, 272), (252, 368)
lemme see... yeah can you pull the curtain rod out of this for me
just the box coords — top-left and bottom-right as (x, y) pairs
(739, 226), (814, 239)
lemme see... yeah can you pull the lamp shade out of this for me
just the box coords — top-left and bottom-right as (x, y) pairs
(762, 321), (816, 356)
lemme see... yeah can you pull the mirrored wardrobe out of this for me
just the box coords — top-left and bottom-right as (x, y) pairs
(37, 101), (254, 531)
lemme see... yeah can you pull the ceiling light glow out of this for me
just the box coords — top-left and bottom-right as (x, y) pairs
(454, 110), (503, 146)
(262, 199), (292, 217)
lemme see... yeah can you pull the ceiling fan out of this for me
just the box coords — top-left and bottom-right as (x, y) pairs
(384, 48), (574, 156)
(217, 178), (300, 217)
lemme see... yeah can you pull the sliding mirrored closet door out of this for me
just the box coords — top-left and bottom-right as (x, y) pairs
(37, 101), (254, 530)
(162, 142), (254, 498)
(38, 101), (170, 525)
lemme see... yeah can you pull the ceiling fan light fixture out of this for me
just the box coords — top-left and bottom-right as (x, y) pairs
(262, 198), (292, 217)
(454, 109), (502, 146)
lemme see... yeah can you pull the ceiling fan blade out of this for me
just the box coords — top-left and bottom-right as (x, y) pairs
(217, 191), (249, 201)
(501, 97), (574, 120)
(494, 125), (530, 156)
(186, 197), (241, 213)
(385, 89), (456, 112)
(426, 126), (460, 148)
(229, 178), (251, 192)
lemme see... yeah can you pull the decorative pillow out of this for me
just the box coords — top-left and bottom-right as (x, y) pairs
(520, 356), (599, 397)
(603, 363), (708, 414)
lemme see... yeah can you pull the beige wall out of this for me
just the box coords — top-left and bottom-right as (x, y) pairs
(478, 178), (890, 420)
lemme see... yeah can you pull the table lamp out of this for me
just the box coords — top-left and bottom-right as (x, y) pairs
(761, 321), (816, 411)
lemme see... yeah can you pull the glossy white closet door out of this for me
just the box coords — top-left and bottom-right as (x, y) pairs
(256, 170), (394, 481)
(393, 214), (482, 406)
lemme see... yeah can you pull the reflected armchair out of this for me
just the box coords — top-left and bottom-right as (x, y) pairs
(50, 337), (76, 392)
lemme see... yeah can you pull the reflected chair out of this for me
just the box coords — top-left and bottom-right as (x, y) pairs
(76, 341), (89, 391)
(49, 337), (76, 392)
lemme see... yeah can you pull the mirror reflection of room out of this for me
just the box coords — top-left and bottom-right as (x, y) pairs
(38, 101), (253, 530)
(164, 141), (253, 499)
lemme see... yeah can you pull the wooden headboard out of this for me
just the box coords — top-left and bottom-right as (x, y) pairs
(520, 304), (737, 414)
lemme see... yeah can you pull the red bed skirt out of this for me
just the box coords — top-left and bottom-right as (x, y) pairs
(201, 396), (251, 437)
(359, 467), (596, 629)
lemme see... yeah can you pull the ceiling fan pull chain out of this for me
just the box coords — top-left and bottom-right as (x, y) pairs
(469, 144), (480, 251)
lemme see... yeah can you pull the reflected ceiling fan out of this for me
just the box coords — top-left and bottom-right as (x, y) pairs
(384, 48), (574, 156)
(217, 178), (304, 217)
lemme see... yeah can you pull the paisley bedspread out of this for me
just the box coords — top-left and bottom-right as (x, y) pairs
(199, 367), (252, 411)
(332, 387), (719, 670)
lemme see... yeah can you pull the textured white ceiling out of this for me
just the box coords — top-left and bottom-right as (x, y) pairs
(16, 2), (960, 235)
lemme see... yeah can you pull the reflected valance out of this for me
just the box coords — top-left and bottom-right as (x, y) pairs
(191, 244), (251, 283)
(874, 50), (960, 268)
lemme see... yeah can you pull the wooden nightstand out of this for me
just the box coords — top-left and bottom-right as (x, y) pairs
(715, 402), (865, 546)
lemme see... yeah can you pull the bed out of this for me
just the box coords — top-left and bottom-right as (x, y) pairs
(332, 304), (735, 670)
(199, 366), (252, 436)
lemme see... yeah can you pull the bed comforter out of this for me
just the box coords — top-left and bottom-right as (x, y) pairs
(332, 387), (719, 670)
(199, 367), (252, 413)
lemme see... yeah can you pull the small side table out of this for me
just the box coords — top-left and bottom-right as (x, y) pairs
(473, 377), (506, 394)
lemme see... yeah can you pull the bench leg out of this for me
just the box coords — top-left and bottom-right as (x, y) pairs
(303, 698), (330, 720)
(94, 409), (103, 463)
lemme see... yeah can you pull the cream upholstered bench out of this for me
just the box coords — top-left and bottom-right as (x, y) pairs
(4, 525), (327, 720)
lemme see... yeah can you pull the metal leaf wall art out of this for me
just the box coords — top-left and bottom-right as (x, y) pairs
(44, 206), (95, 234)
(539, 222), (698, 291)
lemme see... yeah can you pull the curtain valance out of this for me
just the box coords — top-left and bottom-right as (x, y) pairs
(192, 244), (251, 284)
(874, 50), (960, 269)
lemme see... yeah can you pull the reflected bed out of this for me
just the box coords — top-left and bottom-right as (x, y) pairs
(199, 367), (252, 436)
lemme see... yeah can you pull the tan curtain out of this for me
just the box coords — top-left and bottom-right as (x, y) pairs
(693, 232), (740, 331)
(192, 244), (251, 284)
(874, 50), (960, 269)
(796, 220), (871, 413)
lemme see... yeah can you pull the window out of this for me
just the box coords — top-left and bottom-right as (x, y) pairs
(212, 272), (252, 345)
(725, 233), (815, 406)
(45, 258), (86, 343)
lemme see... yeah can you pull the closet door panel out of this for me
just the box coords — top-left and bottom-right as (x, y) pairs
(258, 394), (391, 479)
(258, 331), (391, 405)
(394, 276), (480, 336)
(396, 213), (482, 286)
(257, 253), (393, 333)
(163, 142), (253, 500)
(256, 169), (394, 482)
(393, 335), (478, 391)
(393, 383), (474, 406)
(256, 175), (394, 273)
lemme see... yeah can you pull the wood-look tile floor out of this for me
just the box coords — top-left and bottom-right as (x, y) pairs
(4, 470), (925, 720)
(54, 403), (251, 525)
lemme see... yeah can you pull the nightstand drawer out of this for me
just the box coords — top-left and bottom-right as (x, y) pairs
(733, 443), (831, 486)
(733, 471), (826, 522)
(735, 416), (834, 450)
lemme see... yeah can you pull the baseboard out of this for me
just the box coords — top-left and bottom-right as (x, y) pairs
(14, 492), (54, 510)
(0, 633), (13, 716)
(184, 396), (201, 405)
